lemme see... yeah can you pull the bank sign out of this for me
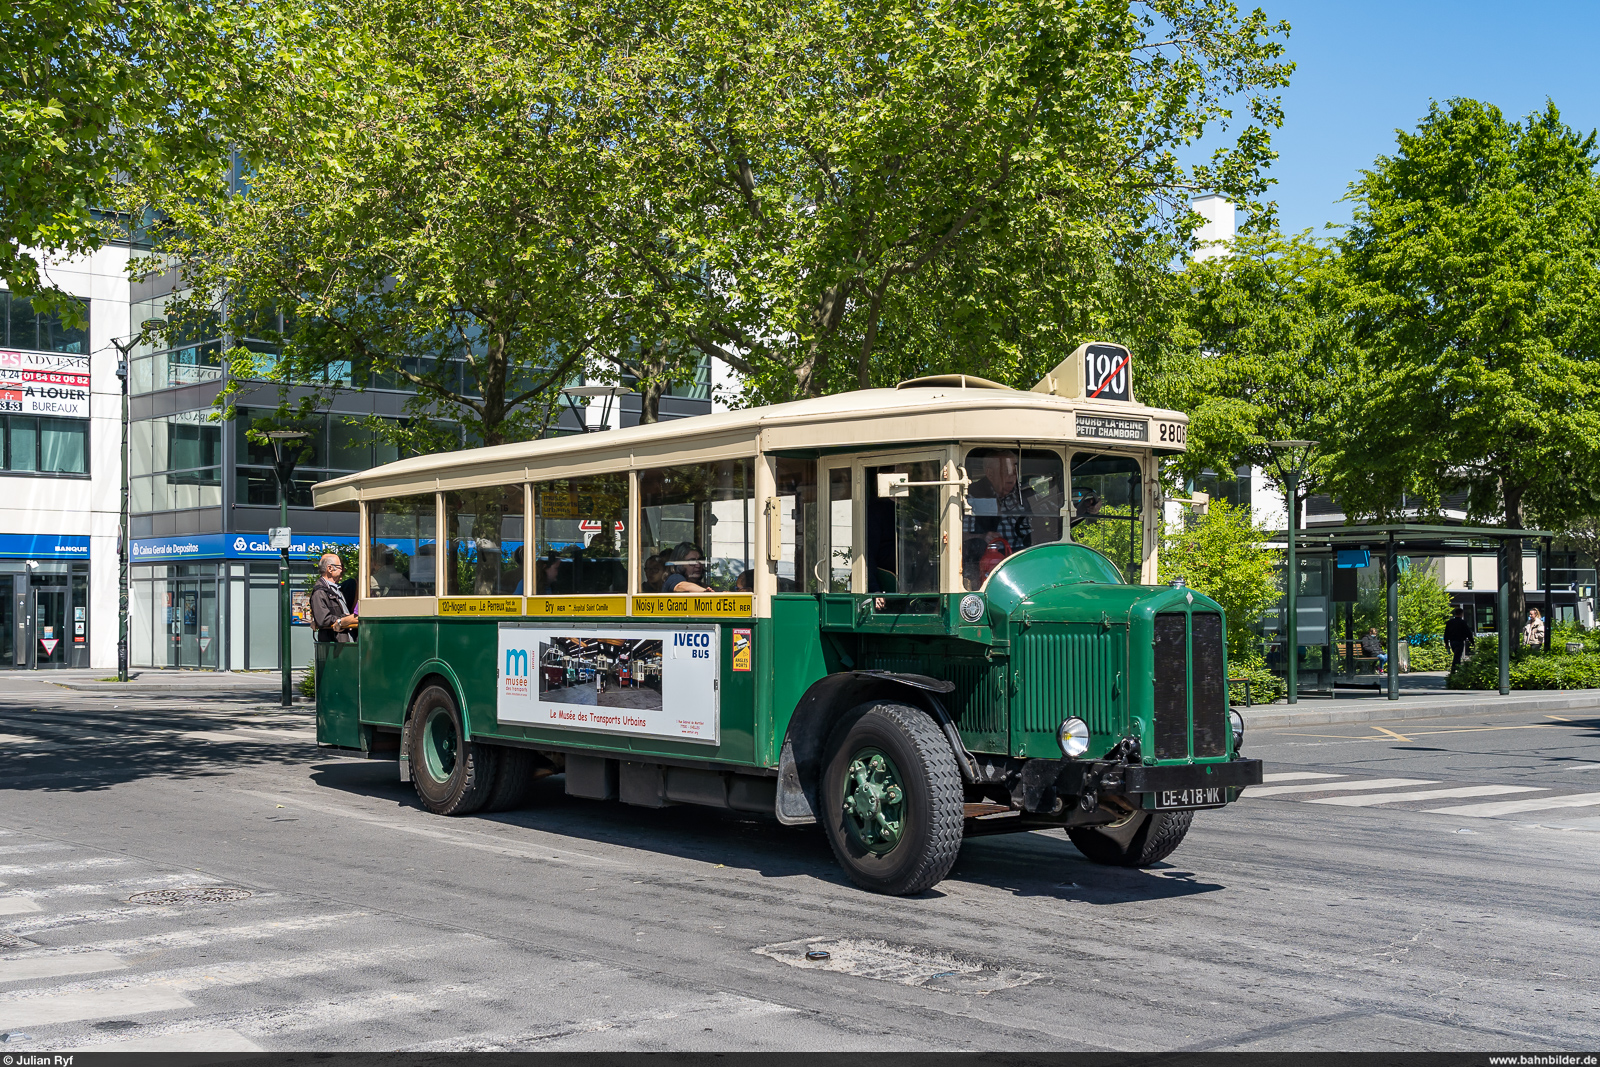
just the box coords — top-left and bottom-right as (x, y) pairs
(131, 533), (359, 561)
(0, 351), (90, 418)
(0, 533), (90, 558)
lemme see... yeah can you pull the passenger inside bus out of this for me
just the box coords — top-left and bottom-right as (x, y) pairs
(661, 542), (712, 593)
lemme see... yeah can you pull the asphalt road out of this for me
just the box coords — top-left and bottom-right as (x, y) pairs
(2, 679), (1598, 1052)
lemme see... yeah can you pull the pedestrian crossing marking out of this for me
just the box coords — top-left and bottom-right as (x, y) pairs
(0, 951), (127, 984)
(1308, 784), (1546, 807)
(0, 985), (193, 1029)
(0, 893), (43, 914)
(1425, 791), (1600, 818)
(1261, 772), (1347, 783)
(1249, 777), (1438, 798)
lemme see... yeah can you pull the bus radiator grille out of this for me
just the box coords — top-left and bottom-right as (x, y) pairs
(1152, 613), (1189, 760)
(1190, 613), (1229, 757)
(1016, 627), (1121, 741)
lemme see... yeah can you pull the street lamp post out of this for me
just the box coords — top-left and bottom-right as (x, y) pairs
(265, 430), (310, 707)
(108, 319), (165, 682)
(1267, 440), (1319, 706)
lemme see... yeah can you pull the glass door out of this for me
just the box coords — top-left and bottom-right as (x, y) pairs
(33, 584), (68, 668)
(167, 579), (219, 669)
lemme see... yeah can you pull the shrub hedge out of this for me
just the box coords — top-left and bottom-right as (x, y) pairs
(1447, 636), (1600, 690)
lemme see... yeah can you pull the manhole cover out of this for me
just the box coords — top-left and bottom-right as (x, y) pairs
(128, 886), (252, 906)
(0, 931), (37, 950)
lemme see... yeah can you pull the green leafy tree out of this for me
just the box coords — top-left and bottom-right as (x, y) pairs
(2, 1), (254, 311)
(1155, 229), (1354, 524)
(569, 0), (1292, 402)
(1328, 99), (1600, 629)
(1159, 500), (1281, 662)
(148, 0), (645, 453)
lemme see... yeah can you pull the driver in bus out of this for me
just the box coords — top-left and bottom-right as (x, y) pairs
(963, 450), (1036, 588)
(661, 542), (712, 593)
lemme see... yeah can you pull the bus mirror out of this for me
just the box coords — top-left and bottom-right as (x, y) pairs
(877, 473), (910, 499)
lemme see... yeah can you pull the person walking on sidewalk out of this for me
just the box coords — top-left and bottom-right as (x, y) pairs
(1522, 607), (1546, 650)
(1444, 606), (1474, 672)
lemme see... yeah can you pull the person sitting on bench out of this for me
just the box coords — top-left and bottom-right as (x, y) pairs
(1360, 627), (1387, 669)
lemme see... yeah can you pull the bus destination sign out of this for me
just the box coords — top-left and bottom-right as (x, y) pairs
(1075, 415), (1148, 442)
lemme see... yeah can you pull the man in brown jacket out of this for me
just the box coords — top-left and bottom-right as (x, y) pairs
(310, 553), (358, 643)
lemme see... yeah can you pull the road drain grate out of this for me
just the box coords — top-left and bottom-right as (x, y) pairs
(0, 931), (38, 949)
(128, 886), (252, 906)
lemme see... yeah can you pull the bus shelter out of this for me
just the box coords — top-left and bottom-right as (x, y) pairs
(1266, 524), (1554, 699)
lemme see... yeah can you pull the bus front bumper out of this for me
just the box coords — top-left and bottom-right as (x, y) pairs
(1017, 757), (1264, 814)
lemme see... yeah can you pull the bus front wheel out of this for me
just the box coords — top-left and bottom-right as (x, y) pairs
(820, 702), (963, 895)
(1067, 809), (1193, 867)
(408, 684), (499, 816)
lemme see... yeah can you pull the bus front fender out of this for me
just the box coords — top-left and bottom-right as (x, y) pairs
(776, 671), (976, 826)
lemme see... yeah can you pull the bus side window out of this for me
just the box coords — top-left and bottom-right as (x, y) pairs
(533, 473), (629, 595)
(773, 459), (817, 593)
(368, 493), (438, 597)
(444, 484), (524, 596)
(638, 459), (755, 594)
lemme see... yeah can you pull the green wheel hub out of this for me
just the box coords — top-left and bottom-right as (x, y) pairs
(422, 706), (459, 782)
(841, 748), (906, 854)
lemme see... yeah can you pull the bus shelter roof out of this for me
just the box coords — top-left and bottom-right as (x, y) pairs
(1267, 524), (1555, 554)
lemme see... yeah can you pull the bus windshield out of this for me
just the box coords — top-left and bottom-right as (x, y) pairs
(961, 447), (1065, 588)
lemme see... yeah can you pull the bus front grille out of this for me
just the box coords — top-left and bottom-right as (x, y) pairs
(1191, 613), (1228, 757)
(1152, 613), (1189, 760)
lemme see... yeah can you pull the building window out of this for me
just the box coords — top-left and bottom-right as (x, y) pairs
(2, 415), (88, 474)
(131, 412), (220, 511)
(2, 292), (89, 353)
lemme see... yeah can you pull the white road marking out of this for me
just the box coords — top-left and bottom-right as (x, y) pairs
(68, 1028), (263, 1052)
(0, 951), (127, 984)
(181, 728), (315, 744)
(35, 913), (369, 958)
(0, 858), (129, 878)
(1261, 772), (1346, 783)
(1248, 778), (1439, 798)
(0, 733), (43, 744)
(0, 986), (193, 1029)
(1426, 791), (1600, 817)
(1309, 785), (1547, 807)
(0, 843), (72, 856)
(0, 894), (44, 914)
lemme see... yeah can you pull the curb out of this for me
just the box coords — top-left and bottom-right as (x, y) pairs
(1239, 691), (1600, 729)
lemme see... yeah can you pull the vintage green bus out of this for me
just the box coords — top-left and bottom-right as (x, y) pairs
(312, 343), (1261, 895)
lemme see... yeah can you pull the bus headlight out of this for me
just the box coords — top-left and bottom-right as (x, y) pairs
(1230, 708), (1245, 752)
(1057, 717), (1090, 759)
(959, 593), (985, 623)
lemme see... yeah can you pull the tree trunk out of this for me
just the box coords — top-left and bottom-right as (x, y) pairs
(1503, 479), (1526, 644)
(638, 376), (665, 425)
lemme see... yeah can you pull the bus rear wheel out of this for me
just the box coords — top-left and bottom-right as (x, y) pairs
(1067, 809), (1193, 867)
(820, 702), (963, 895)
(408, 684), (498, 816)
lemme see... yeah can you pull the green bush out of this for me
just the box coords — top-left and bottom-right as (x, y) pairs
(1447, 635), (1600, 690)
(298, 665), (316, 699)
(1551, 622), (1600, 654)
(1406, 640), (1453, 671)
(1227, 661), (1287, 705)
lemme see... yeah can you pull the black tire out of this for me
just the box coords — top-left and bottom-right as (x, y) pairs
(408, 684), (499, 816)
(482, 746), (538, 812)
(1067, 809), (1193, 867)
(820, 702), (963, 895)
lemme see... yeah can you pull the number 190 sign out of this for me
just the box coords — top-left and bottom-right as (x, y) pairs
(1084, 343), (1132, 401)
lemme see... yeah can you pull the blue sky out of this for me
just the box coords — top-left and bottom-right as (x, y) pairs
(1239, 0), (1600, 235)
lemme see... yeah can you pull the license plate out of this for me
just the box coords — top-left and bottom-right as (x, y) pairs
(1152, 786), (1227, 810)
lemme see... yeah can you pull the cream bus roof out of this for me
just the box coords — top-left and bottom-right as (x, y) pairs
(311, 382), (1188, 509)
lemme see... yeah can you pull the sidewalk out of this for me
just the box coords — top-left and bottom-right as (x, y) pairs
(1239, 678), (1600, 729)
(16, 667), (310, 703)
